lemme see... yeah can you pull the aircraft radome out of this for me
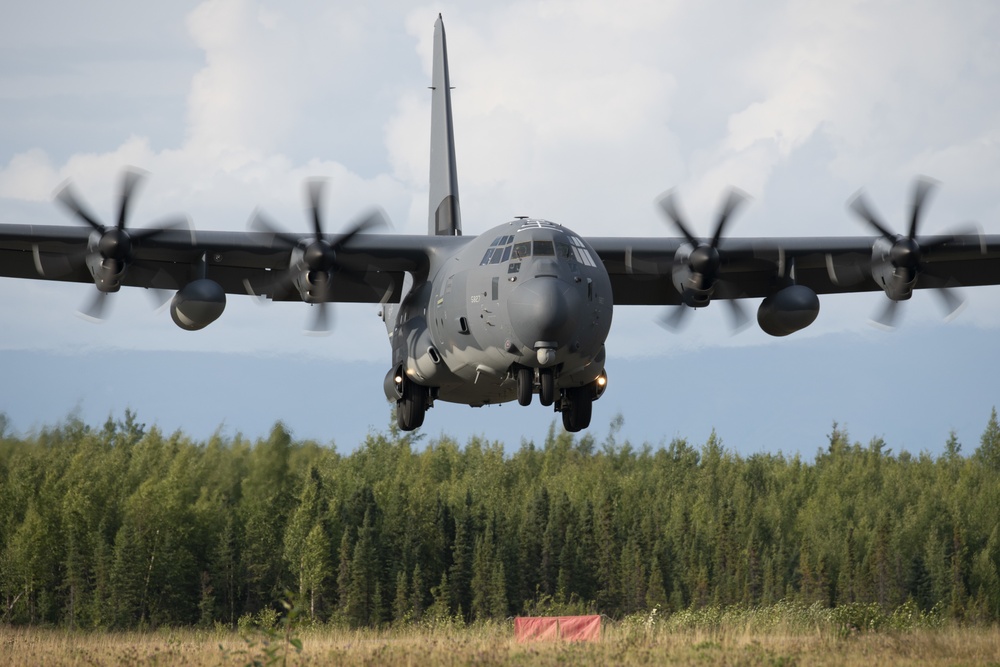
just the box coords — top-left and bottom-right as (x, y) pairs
(1, 15), (999, 433)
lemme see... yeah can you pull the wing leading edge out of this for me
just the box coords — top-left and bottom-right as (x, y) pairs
(0, 224), (466, 305)
(590, 234), (1000, 306)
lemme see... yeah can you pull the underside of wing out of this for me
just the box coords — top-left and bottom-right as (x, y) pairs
(593, 234), (1000, 303)
(0, 225), (460, 303)
(591, 232), (1000, 334)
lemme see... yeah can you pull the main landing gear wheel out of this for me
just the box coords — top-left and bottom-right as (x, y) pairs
(517, 366), (534, 406)
(397, 380), (427, 431)
(561, 386), (593, 432)
(539, 369), (555, 407)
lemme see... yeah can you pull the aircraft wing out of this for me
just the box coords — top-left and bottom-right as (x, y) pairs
(0, 224), (467, 304)
(588, 235), (1000, 306)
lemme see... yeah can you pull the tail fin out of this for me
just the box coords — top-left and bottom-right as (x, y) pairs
(428, 14), (462, 236)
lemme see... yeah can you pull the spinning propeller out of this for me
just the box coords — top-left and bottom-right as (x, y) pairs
(656, 188), (751, 332)
(53, 168), (189, 320)
(251, 178), (388, 334)
(848, 177), (975, 328)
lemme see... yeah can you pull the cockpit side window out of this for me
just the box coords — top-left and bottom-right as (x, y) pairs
(482, 236), (516, 265)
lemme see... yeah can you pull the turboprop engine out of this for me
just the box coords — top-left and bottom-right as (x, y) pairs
(170, 279), (226, 331)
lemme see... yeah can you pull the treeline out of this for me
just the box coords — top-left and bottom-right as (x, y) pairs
(1, 409), (999, 629)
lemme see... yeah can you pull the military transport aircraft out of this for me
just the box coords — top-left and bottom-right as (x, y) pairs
(1, 15), (999, 433)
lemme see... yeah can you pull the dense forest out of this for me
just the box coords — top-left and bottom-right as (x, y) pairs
(1, 408), (999, 629)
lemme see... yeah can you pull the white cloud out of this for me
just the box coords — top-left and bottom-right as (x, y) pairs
(0, 149), (58, 201)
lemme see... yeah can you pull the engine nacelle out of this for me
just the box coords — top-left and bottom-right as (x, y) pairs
(170, 279), (226, 331)
(871, 236), (916, 301)
(672, 245), (715, 307)
(757, 285), (819, 337)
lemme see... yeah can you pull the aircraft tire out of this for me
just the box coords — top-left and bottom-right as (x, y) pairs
(561, 386), (593, 432)
(517, 366), (533, 406)
(397, 381), (426, 431)
(539, 369), (555, 406)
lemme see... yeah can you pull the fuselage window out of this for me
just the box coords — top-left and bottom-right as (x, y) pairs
(533, 240), (555, 256)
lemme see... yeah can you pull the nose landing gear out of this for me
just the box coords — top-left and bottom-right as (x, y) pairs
(539, 368), (555, 406)
(515, 365), (556, 406)
(517, 366), (533, 406)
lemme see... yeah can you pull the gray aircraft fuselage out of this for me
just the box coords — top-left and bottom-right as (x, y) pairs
(385, 219), (612, 408)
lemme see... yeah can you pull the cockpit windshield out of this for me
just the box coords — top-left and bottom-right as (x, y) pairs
(533, 240), (554, 256)
(480, 227), (597, 267)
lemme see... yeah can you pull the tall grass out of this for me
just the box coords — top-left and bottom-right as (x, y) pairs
(2, 602), (998, 666)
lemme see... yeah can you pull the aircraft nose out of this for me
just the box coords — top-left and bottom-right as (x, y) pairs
(508, 277), (581, 348)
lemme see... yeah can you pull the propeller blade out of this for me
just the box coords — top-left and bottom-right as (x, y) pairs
(848, 190), (896, 240)
(305, 302), (332, 335)
(116, 168), (147, 230)
(658, 305), (689, 332)
(128, 215), (194, 243)
(935, 287), (965, 321)
(146, 288), (173, 311)
(77, 290), (110, 322)
(656, 191), (700, 246)
(331, 208), (389, 250)
(908, 176), (938, 240)
(54, 183), (105, 232)
(304, 277), (333, 335)
(261, 269), (298, 300)
(306, 178), (327, 240)
(249, 208), (301, 248)
(871, 299), (900, 330)
(726, 299), (751, 333)
(826, 253), (868, 287)
(32, 245), (88, 279)
(711, 188), (748, 248)
(920, 222), (985, 253)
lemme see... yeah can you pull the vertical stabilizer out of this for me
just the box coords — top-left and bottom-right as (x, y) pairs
(428, 15), (462, 236)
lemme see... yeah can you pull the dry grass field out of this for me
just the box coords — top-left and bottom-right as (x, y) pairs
(2, 621), (999, 666)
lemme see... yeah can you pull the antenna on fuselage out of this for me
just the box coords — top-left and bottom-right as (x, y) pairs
(428, 14), (462, 237)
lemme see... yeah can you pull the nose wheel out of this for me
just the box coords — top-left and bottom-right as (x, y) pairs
(516, 365), (556, 407)
(517, 366), (534, 406)
(539, 369), (555, 406)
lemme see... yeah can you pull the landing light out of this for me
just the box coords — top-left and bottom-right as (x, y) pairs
(597, 374), (607, 387)
(394, 375), (403, 384)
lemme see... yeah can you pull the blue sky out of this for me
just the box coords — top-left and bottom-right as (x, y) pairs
(1, 1), (999, 456)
